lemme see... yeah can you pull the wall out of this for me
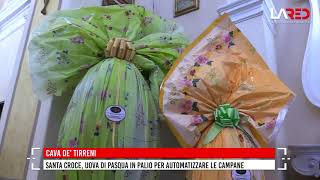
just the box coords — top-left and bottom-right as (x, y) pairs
(153, 0), (277, 73)
(275, 1), (320, 146)
(0, 0), (4, 9)
(155, 0), (226, 40)
(0, 27), (25, 101)
(60, 0), (102, 9)
(0, 0), (29, 101)
(0, 0), (60, 179)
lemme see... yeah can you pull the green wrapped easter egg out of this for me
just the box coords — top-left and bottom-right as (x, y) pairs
(57, 59), (159, 179)
(28, 5), (188, 180)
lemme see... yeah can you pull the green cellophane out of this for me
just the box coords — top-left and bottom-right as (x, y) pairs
(28, 4), (188, 180)
(57, 59), (159, 180)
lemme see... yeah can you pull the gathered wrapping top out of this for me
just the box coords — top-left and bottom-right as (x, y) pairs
(29, 5), (188, 103)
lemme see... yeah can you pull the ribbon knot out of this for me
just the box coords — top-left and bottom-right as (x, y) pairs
(203, 104), (240, 144)
(105, 38), (136, 61)
(203, 104), (257, 147)
(215, 104), (240, 128)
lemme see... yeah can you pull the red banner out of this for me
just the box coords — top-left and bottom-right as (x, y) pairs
(43, 148), (275, 159)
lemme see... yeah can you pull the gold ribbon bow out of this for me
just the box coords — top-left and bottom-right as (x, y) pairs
(105, 38), (136, 61)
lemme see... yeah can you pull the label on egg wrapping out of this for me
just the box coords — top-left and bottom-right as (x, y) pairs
(232, 170), (251, 180)
(105, 106), (126, 122)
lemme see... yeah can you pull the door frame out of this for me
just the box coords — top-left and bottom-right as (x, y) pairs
(0, 0), (34, 149)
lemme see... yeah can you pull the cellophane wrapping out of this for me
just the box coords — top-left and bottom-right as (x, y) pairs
(160, 14), (295, 180)
(29, 5), (188, 180)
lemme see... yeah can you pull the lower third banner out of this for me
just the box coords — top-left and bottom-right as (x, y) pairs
(43, 159), (275, 170)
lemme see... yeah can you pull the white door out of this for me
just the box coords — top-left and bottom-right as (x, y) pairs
(0, 0), (31, 149)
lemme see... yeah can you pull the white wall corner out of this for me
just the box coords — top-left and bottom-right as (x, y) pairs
(60, 0), (103, 9)
(262, 0), (277, 35)
(0, 0), (30, 22)
(0, 0), (31, 40)
(217, 0), (277, 35)
(302, 0), (320, 108)
(135, 0), (155, 12)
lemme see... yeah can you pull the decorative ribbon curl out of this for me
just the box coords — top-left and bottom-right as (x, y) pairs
(203, 104), (257, 147)
(105, 37), (136, 61)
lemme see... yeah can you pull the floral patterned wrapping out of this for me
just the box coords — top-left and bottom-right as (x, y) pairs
(28, 5), (188, 180)
(160, 14), (295, 180)
(160, 14), (295, 148)
(57, 59), (160, 180)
